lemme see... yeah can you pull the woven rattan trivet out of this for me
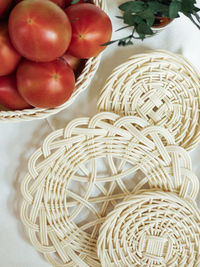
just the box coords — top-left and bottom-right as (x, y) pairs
(97, 50), (200, 151)
(97, 186), (200, 267)
(21, 112), (195, 266)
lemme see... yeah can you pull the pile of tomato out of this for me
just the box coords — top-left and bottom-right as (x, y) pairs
(0, 0), (112, 110)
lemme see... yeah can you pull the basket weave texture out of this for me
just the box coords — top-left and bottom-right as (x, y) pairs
(0, 0), (105, 122)
(97, 188), (200, 267)
(97, 50), (200, 151)
(20, 112), (198, 267)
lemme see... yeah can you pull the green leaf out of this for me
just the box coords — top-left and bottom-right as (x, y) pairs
(71, 0), (88, 3)
(118, 40), (126, 46)
(182, 0), (196, 13)
(115, 16), (124, 19)
(118, 38), (134, 46)
(194, 6), (200, 12)
(146, 17), (155, 27)
(169, 0), (181, 18)
(147, 1), (169, 16)
(116, 25), (131, 32)
(138, 32), (145, 40)
(132, 15), (143, 24)
(136, 21), (154, 35)
(119, 1), (145, 13)
(138, 8), (155, 19)
(127, 40), (133, 45)
(101, 40), (117, 46)
(123, 12), (135, 25)
(71, 0), (79, 4)
(123, 12), (143, 26)
(138, 8), (155, 27)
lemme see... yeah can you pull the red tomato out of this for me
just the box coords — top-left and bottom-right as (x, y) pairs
(9, 0), (72, 62)
(0, 0), (12, 17)
(47, 0), (65, 7)
(17, 59), (75, 108)
(65, 3), (112, 58)
(0, 23), (21, 76)
(62, 52), (81, 71)
(15, 0), (65, 8)
(62, 52), (86, 77)
(0, 74), (32, 110)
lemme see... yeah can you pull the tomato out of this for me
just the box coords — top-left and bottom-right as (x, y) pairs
(15, 0), (65, 8)
(9, 0), (72, 62)
(0, 0), (12, 17)
(62, 52), (87, 77)
(46, 0), (65, 7)
(65, 3), (112, 58)
(62, 52), (81, 71)
(17, 59), (75, 108)
(0, 23), (21, 76)
(0, 74), (32, 110)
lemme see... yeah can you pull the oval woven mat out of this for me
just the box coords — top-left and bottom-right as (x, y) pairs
(20, 112), (196, 267)
(97, 188), (200, 267)
(97, 50), (200, 151)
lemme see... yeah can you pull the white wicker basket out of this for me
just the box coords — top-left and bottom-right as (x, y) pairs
(20, 112), (196, 267)
(97, 50), (200, 151)
(0, 0), (106, 122)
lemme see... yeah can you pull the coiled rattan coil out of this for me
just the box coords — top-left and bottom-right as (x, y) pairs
(97, 50), (200, 151)
(97, 187), (200, 266)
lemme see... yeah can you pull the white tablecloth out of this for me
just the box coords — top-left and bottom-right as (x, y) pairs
(1, 1), (200, 266)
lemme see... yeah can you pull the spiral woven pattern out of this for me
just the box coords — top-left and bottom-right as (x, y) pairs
(97, 189), (200, 267)
(20, 112), (197, 266)
(97, 50), (200, 151)
(0, 0), (105, 122)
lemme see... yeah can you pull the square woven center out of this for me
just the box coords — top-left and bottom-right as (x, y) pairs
(145, 236), (167, 257)
(138, 86), (172, 123)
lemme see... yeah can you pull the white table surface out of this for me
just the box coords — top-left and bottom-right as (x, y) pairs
(1, 1), (200, 266)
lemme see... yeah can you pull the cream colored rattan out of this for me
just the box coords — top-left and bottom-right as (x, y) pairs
(0, 0), (105, 122)
(97, 50), (200, 151)
(97, 187), (200, 267)
(20, 112), (196, 267)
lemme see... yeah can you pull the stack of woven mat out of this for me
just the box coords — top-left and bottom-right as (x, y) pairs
(21, 50), (200, 266)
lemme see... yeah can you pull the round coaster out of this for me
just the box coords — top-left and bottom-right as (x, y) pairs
(97, 50), (200, 151)
(97, 189), (200, 267)
(21, 112), (195, 267)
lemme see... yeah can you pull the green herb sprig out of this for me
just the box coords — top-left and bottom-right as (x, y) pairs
(105, 0), (200, 46)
